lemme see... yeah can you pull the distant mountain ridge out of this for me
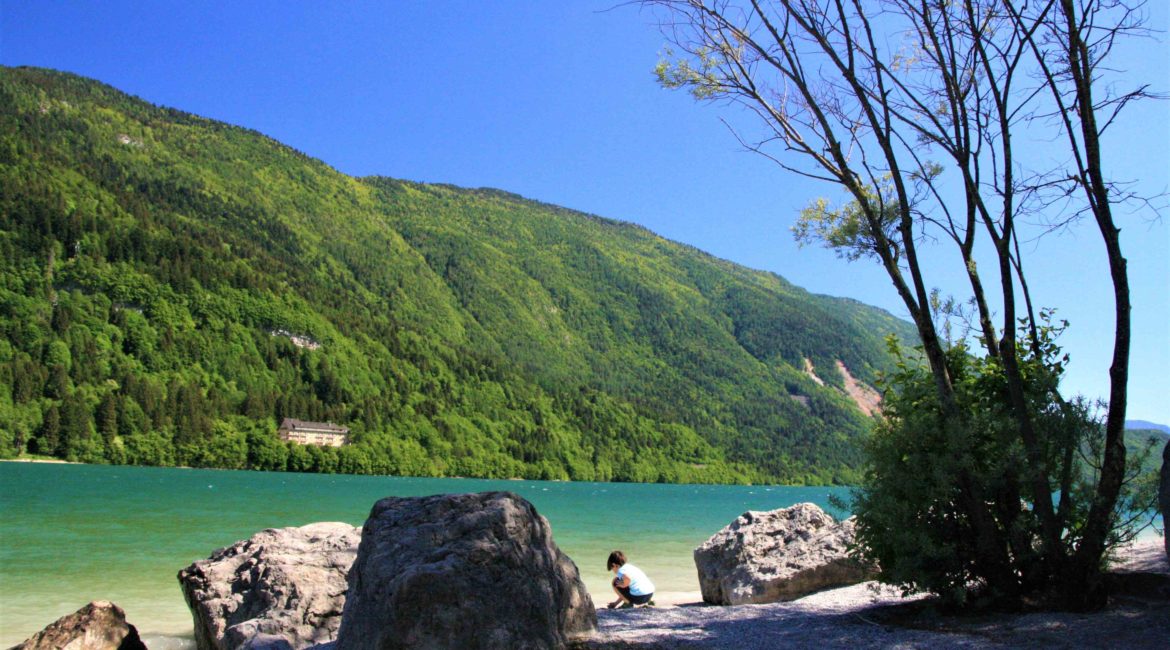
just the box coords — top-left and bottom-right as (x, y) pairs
(0, 66), (915, 484)
(1126, 420), (1170, 434)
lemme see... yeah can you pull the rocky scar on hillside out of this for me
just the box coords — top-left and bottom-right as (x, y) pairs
(336, 491), (596, 650)
(177, 522), (360, 650)
(694, 502), (874, 605)
(9, 600), (146, 650)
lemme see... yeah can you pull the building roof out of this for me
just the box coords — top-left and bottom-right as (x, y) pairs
(278, 418), (349, 434)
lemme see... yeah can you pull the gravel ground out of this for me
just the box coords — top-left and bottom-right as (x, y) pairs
(579, 537), (1169, 649)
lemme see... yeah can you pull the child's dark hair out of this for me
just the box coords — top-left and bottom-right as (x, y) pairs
(607, 550), (627, 570)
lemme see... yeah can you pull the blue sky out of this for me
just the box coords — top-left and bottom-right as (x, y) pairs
(3, 1), (1167, 423)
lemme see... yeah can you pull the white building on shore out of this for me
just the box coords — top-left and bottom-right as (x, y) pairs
(277, 418), (349, 447)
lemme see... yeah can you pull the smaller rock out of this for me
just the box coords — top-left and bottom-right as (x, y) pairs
(694, 502), (874, 605)
(178, 522), (360, 650)
(10, 600), (146, 650)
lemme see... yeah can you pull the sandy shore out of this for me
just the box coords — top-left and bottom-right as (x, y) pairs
(0, 457), (78, 464)
(582, 536), (1169, 649)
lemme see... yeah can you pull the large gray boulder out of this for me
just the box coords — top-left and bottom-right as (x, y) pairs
(335, 491), (596, 650)
(694, 502), (874, 605)
(10, 600), (146, 650)
(178, 522), (360, 650)
(1161, 440), (1169, 561)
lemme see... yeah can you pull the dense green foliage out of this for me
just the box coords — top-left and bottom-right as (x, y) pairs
(852, 330), (1159, 607)
(0, 67), (914, 483)
(1126, 429), (1170, 478)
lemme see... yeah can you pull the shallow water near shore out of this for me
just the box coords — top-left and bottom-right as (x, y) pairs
(0, 462), (854, 646)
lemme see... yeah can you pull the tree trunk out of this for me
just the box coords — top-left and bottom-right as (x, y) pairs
(1059, 0), (1131, 610)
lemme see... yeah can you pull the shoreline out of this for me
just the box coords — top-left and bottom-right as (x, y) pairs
(587, 536), (1169, 649)
(588, 534), (1169, 612)
(590, 591), (704, 610)
(0, 457), (825, 487)
(0, 457), (80, 464)
(12, 537), (1167, 649)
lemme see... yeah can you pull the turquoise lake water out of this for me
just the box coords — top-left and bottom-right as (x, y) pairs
(0, 462), (853, 647)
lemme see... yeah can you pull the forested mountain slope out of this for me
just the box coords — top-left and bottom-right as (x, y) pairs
(0, 67), (914, 484)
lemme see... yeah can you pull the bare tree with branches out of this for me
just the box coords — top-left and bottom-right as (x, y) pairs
(650, 0), (1159, 609)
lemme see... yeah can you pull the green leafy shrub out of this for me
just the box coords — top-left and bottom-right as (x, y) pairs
(852, 328), (1159, 607)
